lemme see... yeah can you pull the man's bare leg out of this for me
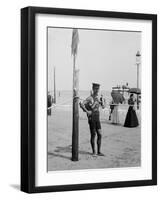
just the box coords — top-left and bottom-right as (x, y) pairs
(96, 129), (105, 156)
(90, 129), (96, 155)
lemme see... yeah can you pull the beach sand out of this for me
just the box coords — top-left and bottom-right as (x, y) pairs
(47, 106), (141, 171)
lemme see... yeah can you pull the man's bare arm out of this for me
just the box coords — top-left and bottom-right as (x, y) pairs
(79, 97), (92, 116)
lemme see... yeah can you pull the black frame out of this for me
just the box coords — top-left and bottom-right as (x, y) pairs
(21, 6), (157, 193)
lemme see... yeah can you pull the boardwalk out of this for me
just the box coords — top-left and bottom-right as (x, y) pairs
(47, 106), (141, 171)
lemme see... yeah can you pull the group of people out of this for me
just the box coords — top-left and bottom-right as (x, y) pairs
(109, 93), (139, 127)
(80, 83), (139, 157)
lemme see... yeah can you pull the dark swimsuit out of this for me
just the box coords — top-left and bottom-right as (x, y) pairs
(86, 96), (101, 130)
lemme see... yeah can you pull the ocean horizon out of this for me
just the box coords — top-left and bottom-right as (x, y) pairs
(48, 90), (130, 106)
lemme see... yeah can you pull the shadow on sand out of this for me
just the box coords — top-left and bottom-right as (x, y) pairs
(48, 145), (91, 160)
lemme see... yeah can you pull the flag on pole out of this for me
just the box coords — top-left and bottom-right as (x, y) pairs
(71, 28), (79, 56)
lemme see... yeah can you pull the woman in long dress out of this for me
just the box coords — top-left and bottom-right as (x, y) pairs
(111, 91), (125, 124)
(111, 91), (125, 125)
(124, 94), (139, 127)
(112, 103), (119, 124)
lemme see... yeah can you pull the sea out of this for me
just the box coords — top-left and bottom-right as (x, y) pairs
(50, 90), (113, 106)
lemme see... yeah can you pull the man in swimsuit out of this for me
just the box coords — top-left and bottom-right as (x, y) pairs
(80, 83), (105, 156)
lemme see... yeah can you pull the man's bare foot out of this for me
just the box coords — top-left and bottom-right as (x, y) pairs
(97, 152), (105, 156)
(91, 152), (97, 156)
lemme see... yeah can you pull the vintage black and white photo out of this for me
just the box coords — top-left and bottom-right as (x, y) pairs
(21, 7), (157, 193)
(47, 27), (141, 171)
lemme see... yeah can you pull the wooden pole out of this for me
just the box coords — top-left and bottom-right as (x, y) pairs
(72, 54), (79, 161)
(137, 63), (139, 109)
(54, 67), (56, 104)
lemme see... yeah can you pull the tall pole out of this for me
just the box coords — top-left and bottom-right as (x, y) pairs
(136, 51), (141, 110)
(72, 54), (79, 161)
(137, 63), (139, 109)
(54, 67), (56, 104)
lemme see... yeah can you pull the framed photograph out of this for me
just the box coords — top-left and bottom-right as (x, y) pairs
(21, 6), (157, 193)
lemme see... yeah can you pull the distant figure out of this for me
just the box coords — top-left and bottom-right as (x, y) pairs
(109, 100), (114, 120)
(124, 94), (139, 127)
(47, 92), (52, 116)
(111, 103), (119, 124)
(100, 94), (104, 107)
(80, 83), (105, 156)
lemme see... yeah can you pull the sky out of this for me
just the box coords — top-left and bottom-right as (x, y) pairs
(48, 27), (141, 92)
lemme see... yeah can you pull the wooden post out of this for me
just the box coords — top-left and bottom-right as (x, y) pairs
(72, 54), (79, 161)
(137, 63), (139, 109)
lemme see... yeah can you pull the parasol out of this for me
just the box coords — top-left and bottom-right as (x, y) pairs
(128, 88), (141, 94)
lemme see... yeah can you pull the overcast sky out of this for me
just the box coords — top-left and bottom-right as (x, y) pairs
(48, 27), (141, 91)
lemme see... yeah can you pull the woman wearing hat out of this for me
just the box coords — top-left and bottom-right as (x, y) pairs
(124, 94), (139, 127)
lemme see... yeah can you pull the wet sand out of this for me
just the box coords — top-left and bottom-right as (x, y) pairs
(48, 106), (141, 171)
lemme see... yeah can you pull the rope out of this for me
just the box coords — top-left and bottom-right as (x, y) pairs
(47, 104), (56, 110)
(47, 95), (140, 110)
(47, 103), (139, 110)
